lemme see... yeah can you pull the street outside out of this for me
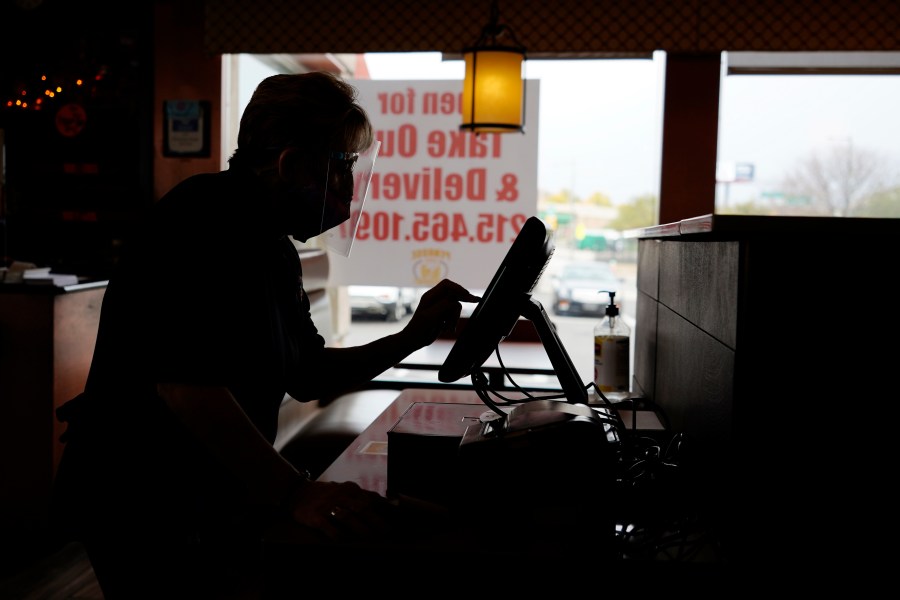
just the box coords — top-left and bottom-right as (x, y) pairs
(341, 247), (638, 389)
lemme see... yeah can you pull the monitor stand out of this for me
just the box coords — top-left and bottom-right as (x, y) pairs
(519, 295), (589, 405)
(470, 294), (607, 431)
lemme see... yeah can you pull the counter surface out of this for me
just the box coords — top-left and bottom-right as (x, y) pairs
(625, 213), (900, 239)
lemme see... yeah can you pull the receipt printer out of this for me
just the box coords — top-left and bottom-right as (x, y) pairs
(455, 399), (621, 508)
(387, 400), (621, 511)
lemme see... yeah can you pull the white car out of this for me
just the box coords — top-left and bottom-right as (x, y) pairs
(550, 261), (624, 318)
(348, 286), (417, 322)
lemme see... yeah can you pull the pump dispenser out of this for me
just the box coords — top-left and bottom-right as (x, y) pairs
(593, 290), (631, 403)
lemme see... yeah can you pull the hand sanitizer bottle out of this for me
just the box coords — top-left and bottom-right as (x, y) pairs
(593, 290), (631, 403)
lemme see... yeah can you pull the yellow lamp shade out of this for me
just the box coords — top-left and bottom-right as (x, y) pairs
(461, 47), (525, 134)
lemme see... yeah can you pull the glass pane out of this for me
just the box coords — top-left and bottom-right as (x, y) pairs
(227, 52), (665, 397)
(717, 62), (900, 218)
(360, 53), (663, 393)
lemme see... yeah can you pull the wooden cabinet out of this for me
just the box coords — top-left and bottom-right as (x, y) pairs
(630, 215), (897, 561)
(0, 282), (105, 535)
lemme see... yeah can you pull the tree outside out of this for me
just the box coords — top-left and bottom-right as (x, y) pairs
(718, 142), (900, 218)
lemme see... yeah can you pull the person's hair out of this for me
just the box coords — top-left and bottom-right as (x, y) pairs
(229, 71), (374, 169)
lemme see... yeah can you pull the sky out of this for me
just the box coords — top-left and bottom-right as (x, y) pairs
(717, 72), (900, 206)
(237, 52), (900, 208)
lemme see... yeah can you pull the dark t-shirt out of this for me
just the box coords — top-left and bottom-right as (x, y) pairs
(51, 166), (334, 546)
(84, 167), (326, 442)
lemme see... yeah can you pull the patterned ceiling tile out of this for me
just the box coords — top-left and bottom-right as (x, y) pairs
(204, 0), (900, 55)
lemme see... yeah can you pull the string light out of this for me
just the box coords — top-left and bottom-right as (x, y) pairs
(3, 70), (100, 111)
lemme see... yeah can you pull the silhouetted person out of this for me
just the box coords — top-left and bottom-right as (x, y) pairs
(50, 71), (478, 599)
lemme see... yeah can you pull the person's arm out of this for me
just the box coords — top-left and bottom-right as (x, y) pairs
(288, 279), (480, 400)
(157, 382), (395, 540)
(157, 383), (305, 509)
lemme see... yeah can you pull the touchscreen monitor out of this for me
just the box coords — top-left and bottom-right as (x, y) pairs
(438, 216), (587, 405)
(438, 216), (553, 383)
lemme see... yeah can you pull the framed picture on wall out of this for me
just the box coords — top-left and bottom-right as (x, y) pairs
(163, 100), (211, 157)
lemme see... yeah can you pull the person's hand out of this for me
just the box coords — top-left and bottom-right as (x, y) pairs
(284, 479), (396, 542)
(403, 279), (481, 347)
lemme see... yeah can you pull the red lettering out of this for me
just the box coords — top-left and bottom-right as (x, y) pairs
(402, 172), (421, 197)
(426, 130), (444, 158)
(424, 130), (503, 158)
(397, 124), (417, 157)
(469, 134), (491, 158)
(491, 133), (502, 158)
(439, 92), (456, 114)
(468, 169), (486, 200)
(422, 91), (461, 115)
(445, 173), (463, 200)
(382, 173), (400, 200)
(429, 168), (439, 199)
(374, 124), (418, 158)
(364, 168), (486, 201)
(377, 89), (416, 114)
(447, 131), (466, 157)
(399, 125), (417, 158)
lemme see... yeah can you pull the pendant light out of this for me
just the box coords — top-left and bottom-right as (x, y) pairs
(460, 0), (526, 134)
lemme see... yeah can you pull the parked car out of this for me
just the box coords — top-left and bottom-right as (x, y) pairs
(348, 286), (418, 322)
(550, 261), (624, 317)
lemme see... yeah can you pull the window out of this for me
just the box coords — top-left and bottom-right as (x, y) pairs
(224, 53), (665, 392)
(716, 52), (900, 218)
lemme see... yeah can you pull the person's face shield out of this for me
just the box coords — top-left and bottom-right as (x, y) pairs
(316, 140), (380, 257)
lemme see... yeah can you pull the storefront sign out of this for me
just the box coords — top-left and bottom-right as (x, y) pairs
(327, 79), (539, 289)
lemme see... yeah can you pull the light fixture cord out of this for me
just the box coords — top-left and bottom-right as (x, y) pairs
(479, 0), (522, 49)
(483, 0), (504, 43)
